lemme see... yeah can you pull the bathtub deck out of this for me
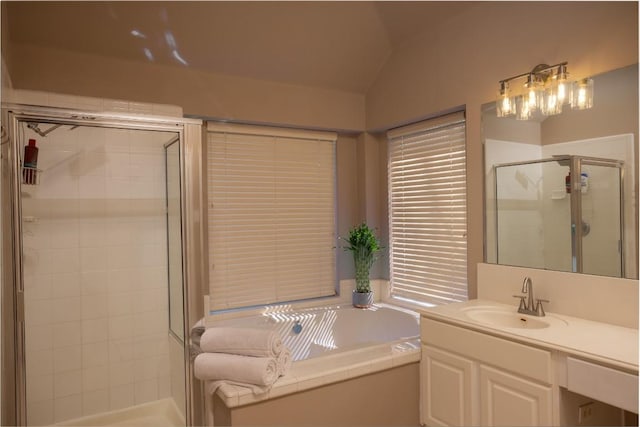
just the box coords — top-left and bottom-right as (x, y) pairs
(211, 337), (420, 408)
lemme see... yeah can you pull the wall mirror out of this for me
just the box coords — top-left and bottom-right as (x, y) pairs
(483, 64), (638, 279)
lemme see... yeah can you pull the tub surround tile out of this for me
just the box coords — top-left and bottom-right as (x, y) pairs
(212, 337), (420, 409)
(266, 376), (299, 399)
(82, 389), (109, 416)
(392, 350), (421, 367)
(53, 346), (82, 373)
(82, 367), (109, 392)
(109, 383), (134, 411)
(216, 385), (241, 407)
(368, 356), (394, 372)
(350, 361), (374, 378)
(27, 373), (53, 403)
(54, 394), (83, 423)
(28, 399), (54, 426)
(54, 370), (82, 398)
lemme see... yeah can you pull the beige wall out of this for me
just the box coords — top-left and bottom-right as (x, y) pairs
(6, 43), (365, 133)
(367, 2), (638, 296)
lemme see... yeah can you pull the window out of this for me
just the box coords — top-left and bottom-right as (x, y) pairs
(387, 111), (467, 306)
(207, 122), (337, 310)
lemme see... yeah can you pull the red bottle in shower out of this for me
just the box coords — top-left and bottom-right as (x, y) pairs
(23, 138), (39, 184)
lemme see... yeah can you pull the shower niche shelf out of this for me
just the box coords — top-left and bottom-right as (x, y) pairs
(21, 166), (41, 185)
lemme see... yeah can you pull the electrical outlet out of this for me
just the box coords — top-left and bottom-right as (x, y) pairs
(578, 402), (594, 424)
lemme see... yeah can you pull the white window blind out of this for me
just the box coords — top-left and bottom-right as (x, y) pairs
(387, 111), (468, 306)
(207, 122), (337, 310)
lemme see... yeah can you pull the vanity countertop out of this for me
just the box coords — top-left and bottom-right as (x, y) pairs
(419, 299), (638, 373)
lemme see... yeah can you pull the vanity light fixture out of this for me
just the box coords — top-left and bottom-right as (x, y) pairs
(496, 62), (594, 120)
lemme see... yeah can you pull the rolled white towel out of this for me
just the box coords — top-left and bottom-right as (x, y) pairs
(200, 327), (283, 358)
(194, 353), (279, 387)
(190, 319), (206, 346)
(276, 348), (292, 377)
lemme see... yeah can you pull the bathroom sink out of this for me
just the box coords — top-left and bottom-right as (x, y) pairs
(461, 307), (568, 330)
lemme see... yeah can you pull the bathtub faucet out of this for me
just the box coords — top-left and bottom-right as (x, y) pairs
(292, 321), (303, 334)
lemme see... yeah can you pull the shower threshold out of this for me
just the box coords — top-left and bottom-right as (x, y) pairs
(55, 398), (184, 427)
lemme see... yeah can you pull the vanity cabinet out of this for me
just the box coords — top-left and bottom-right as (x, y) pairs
(421, 317), (554, 427)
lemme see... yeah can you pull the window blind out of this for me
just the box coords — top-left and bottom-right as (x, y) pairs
(207, 122), (337, 310)
(387, 111), (468, 306)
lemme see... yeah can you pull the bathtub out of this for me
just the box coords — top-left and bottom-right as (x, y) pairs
(203, 303), (421, 425)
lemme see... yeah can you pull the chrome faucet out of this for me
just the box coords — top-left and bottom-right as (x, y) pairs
(513, 277), (548, 317)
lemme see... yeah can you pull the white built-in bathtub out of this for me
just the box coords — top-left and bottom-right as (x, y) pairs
(204, 303), (421, 413)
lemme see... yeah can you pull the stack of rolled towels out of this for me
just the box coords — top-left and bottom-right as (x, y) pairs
(193, 326), (292, 394)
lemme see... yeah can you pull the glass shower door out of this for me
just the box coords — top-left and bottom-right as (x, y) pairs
(580, 162), (624, 277)
(495, 159), (572, 271)
(6, 113), (189, 426)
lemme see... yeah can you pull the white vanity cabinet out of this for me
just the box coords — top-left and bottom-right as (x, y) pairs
(421, 317), (554, 427)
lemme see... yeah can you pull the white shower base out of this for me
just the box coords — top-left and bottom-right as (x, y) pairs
(56, 398), (184, 427)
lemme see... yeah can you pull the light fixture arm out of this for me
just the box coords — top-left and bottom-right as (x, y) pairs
(498, 61), (568, 86)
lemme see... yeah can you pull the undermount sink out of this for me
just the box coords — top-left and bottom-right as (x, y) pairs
(461, 307), (569, 330)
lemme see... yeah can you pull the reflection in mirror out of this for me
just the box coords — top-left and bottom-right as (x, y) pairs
(483, 64), (638, 279)
(495, 155), (624, 277)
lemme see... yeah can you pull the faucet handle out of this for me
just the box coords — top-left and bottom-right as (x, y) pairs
(535, 299), (549, 316)
(513, 295), (527, 311)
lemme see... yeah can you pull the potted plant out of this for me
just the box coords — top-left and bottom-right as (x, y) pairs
(343, 223), (381, 308)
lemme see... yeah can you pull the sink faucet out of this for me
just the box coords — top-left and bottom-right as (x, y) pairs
(513, 277), (548, 317)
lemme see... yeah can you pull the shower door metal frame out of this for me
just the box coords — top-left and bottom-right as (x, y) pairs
(570, 156), (625, 277)
(1, 104), (203, 426)
(493, 155), (625, 276)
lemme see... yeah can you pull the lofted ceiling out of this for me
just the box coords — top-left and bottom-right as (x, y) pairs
(4, 1), (475, 94)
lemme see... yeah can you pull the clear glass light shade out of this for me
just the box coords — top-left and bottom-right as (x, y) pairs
(524, 78), (543, 112)
(571, 78), (594, 110)
(516, 96), (531, 120)
(541, 86), (563, 116)
(496, 83), (515, 117)
(555, 65), (570, 105)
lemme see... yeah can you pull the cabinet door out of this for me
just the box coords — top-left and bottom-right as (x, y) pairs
(480, 365), (552, 427)
(421, 345), (476, 427)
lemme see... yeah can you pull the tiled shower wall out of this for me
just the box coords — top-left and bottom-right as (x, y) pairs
(21, 124), (175, 424)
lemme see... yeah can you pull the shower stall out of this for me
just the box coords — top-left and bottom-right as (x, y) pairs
(494, 155), (625, 277)
(1, 105), (203, 426)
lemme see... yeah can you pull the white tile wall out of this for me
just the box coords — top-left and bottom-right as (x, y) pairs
(22, 124), (177, 425)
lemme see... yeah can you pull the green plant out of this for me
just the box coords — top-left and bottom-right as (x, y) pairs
(343, 223), (381, 293)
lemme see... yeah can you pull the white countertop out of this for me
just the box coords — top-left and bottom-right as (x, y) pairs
(419, 299), (638, 373)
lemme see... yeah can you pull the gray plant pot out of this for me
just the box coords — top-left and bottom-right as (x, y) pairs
(352, 290), (374, 308)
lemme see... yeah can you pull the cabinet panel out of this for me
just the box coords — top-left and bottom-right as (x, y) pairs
(480, 365), (552, 427)
(421, 345), (476, 427)
(422, 317), (552, 383)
